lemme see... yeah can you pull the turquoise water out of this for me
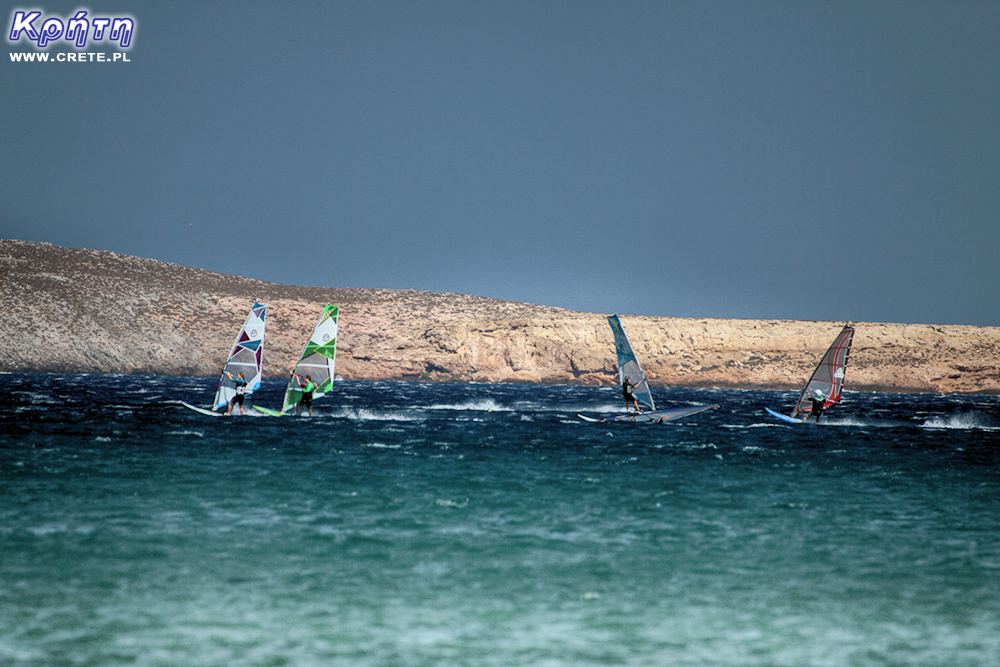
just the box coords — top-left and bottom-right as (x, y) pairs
(2, 374), (1000, 666)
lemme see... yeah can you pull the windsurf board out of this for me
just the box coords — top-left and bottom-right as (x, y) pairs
(179, 401), (225, 417)
(764, 407), (804, 424)
(253, 405), (289, 417)
(578, 404), (719, 424)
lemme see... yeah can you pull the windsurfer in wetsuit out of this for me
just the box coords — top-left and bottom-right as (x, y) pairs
(293, 373), (316, 416)
(224, 371), (248, 416)
(803, 389), (825, 423)
(622, 377), (642, 414)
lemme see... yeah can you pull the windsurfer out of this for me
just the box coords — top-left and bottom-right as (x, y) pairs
(225, 371), (248, 416)
(803, 389), (825, 422)
(293, 373), (316, 416)
(623, 377), (642, 414)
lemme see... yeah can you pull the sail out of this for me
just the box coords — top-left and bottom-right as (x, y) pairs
(791, 324), (854, 418)
(608, 314), (655, 411)
(213, 302), (266, 409)
(280, 304), (339, 413)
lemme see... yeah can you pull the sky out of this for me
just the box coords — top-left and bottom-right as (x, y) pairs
(3, 1), (999, 326)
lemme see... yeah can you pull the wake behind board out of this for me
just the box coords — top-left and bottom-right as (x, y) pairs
(578, 404), (719, 424)
(764, 407), (804, 424)
(179, 401), (225, 418)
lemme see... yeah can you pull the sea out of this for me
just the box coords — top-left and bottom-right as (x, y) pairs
(2, 373), (1000, 667)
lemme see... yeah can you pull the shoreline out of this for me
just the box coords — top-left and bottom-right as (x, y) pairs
(2, 239), (998, 395)
(3, 369), (997, 397)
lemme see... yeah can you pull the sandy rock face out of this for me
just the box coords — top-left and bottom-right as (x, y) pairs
(2, 240), (998, 393)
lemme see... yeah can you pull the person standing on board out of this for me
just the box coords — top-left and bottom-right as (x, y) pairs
(292, 373), (317, 416)
(224, 371), (248, 416)
(803, 389), (825, 423)
(622, 377), (642, 414)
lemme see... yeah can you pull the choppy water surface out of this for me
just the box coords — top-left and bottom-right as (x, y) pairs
(2, 374), (999, 666)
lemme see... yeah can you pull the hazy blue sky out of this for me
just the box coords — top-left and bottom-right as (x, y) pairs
(4, 1), (998, 326)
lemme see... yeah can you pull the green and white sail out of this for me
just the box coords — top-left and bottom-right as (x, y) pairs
(213, 302), (266, 410)
(279, 304), (339, 413)
(608, 314), (655, 412)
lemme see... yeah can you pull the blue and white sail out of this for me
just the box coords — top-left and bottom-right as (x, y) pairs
(212, 302), (266, 410)
(608, 314), (655, 412)
(576, 314), (717, 424)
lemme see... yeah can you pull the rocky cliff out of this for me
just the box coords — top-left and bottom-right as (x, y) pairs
(2, 240), (998, 393)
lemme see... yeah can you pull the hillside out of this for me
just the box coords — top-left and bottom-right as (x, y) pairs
(2, 240), (998, 393)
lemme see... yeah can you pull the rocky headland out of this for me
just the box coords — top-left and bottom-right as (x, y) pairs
(2, 239), (998, 393)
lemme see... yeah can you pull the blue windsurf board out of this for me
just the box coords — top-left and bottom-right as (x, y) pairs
(764, 407), (804, 424)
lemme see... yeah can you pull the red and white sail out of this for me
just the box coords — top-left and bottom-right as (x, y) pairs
(791, 324), (854, 418)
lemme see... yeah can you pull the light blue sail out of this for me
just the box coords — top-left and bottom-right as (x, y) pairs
(607, 314), (655, 411)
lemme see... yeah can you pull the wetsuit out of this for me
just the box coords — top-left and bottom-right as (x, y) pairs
(300, 381), (316, 409)
(623, 380), (639, 412)
(232, 378), (247, 406)
(808, 397), (824, 422)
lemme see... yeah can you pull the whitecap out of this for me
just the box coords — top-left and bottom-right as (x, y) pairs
(427, 399), (512, 412)
(922, 414), (995, 430)
(327, 408), (426, 421)
(435, 498), (469, 508)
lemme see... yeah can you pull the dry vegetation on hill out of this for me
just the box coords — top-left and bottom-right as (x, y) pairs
(2, 239), (998, 393)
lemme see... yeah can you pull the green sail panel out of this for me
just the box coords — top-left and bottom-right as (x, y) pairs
(280, 304), (339, 413)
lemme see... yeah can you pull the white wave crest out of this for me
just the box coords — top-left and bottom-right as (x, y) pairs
(327, 408), (426, 421)
(426, 399), (511, 412)
(435, 498), (469, 508)
(922, 413), (994, 430)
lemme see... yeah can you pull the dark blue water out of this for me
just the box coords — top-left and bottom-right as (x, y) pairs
(2, 374), (1000, 666)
